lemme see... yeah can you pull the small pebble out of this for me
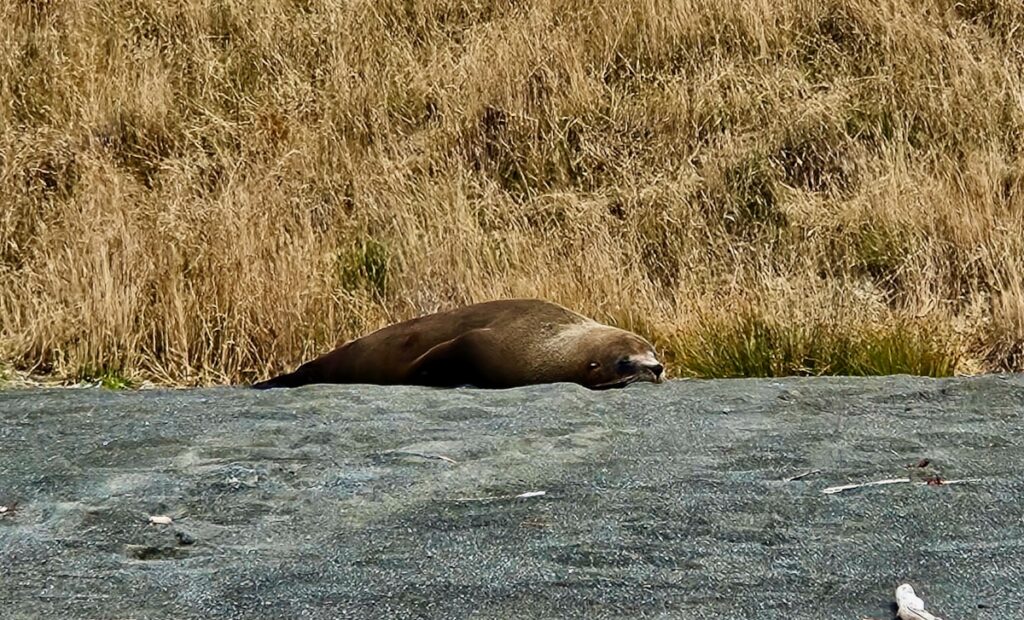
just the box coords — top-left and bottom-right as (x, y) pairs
(175, 530), (196, 546)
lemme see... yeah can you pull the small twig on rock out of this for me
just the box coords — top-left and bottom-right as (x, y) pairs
(896, 583), (943, 620)
(381, 450), (458, 464)
(520, 519), (549, 528)
(453, 490), (547, 502)
(783, 469), (821, 482)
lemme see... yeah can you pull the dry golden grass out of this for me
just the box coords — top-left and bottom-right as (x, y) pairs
(2, 0), (1023, 385)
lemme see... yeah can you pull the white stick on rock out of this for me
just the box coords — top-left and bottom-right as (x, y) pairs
(822, 477), (910, 494)
(896, 584), (943, 620)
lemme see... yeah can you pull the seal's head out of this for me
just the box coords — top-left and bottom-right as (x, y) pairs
(568, 326), (665, 389)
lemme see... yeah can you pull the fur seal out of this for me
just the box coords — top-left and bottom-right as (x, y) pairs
(252, 299), (665, 390)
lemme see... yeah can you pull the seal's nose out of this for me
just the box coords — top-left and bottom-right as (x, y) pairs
(623, 354), (666, 384)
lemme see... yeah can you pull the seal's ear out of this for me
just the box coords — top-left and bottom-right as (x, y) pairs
(405, 328), (495, 388)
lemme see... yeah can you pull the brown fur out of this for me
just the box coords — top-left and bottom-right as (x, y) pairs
(252, 299), (664, 390)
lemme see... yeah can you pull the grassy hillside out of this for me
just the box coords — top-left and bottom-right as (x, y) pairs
(2, 0), (1023, 385)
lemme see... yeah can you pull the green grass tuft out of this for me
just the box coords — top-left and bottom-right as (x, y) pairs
(671, 312), (957, 379)
(77, 367), (135, 390)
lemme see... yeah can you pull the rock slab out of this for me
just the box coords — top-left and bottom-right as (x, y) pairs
(2, 375), (1023, 618)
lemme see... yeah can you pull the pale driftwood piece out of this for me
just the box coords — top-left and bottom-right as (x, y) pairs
(453, 490), (547, 502)
(148, 515), (173, 525)
(896, 584), (943, 620)
(822, 477), (910, 494)
(823, 476), (982, 495)
(515, 491), (546, 499)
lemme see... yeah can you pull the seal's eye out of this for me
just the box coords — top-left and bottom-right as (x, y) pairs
(588, 361), (600, 370)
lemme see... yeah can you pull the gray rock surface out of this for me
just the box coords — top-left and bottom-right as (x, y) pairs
(2, 375), (1023, 619)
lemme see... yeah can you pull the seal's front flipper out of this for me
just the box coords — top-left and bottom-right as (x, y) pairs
(252, 371), (304, 389)
(251, 361), (320, 389)
(405, 328), (495, 388)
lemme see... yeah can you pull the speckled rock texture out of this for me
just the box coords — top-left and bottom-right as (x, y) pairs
(2, 375), (1022, 619)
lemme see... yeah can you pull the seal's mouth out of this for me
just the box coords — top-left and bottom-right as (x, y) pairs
(590, 376), (640, 390)
(590, 360), (665, 390)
